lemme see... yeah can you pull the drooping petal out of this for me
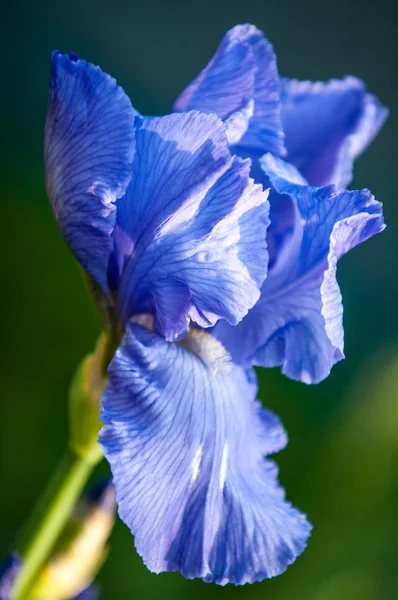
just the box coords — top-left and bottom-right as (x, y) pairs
(112, 112), (269, 340)
(100, 325), (311, 585)
(214, 154), (385, 383)
(44, 51), (136, 291)
(281, 77), (388, 188)
(174, 24), (285, 156)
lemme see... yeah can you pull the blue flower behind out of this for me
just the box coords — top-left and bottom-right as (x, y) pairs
(44, 22), (386, 586)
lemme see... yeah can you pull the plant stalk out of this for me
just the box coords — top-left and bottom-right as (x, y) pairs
(12, 448), (101, 600)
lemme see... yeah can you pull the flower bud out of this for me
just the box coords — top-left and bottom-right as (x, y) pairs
(26, 480), (115, 600)
(68, 335), (109, 463)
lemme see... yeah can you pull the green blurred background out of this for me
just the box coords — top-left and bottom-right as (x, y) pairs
(1, 0), (397, 598)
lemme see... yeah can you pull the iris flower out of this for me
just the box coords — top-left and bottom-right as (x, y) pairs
(44, 24), (386, 585)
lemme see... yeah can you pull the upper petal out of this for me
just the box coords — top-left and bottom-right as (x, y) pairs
(281, 76), (388, 188)
(100, 325), (311, 585)
(214, 154), (385, 383)
(113, 112), (270, 340)
(44, 51), (137, 292)
(174, 24), (285, 156)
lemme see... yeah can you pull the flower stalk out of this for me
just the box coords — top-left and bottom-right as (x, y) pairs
(11, 333), (111, 599)
(12, 450), (98, 600)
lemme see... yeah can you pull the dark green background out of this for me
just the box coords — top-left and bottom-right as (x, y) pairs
(1, 1), (397, 598)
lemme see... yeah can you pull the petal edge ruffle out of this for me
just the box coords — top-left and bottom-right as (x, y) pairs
(100, 325), (311, 584)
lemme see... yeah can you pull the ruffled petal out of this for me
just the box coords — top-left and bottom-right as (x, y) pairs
(44, 51), (136, 291)
(174, 24), (285, 156)
(281, 77), (388, 188)
(113, 112), (269, 340)
(214, 154), (385, 383)
(100, 325), (311, 585)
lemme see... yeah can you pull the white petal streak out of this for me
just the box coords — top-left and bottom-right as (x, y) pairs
(219, 442), (229, 489)
(191, 444), (203, 487)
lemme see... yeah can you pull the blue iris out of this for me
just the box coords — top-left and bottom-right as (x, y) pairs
(44, 23), (386, 585)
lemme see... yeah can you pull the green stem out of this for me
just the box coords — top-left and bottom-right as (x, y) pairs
(12, 448), (100, 600)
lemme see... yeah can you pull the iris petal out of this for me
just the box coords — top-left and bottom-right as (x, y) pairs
(214, 154), (385, 383)
(281, 76), (388, 188)
(113, 112), (269, 340)
(44, 51), (136, 292)
(100, 325), (311, 584)
(174, 24), (285, 157)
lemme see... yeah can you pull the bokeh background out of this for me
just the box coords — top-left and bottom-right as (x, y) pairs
(1, 0), (397, 598)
